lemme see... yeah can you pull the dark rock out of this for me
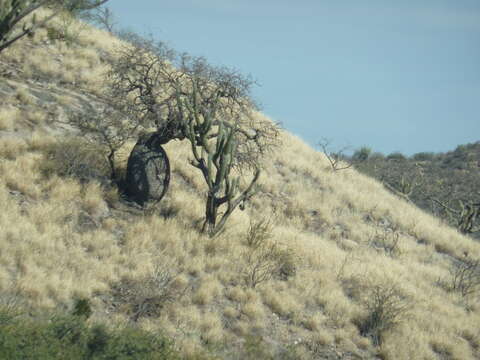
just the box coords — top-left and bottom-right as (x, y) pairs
(125, 133), (171, 206)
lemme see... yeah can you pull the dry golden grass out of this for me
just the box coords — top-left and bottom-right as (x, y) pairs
(0, 11), (480, 360)
(0, 106), (20, 131)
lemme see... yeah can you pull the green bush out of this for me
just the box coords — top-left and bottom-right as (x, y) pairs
(352, 146), (372, 162)
(72, 297), (92, 319)
(386, 152), (406, 161)
(412, 152), (435, 161)
(0, 308), (182, 359)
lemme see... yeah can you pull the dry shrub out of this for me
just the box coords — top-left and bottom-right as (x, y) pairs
(446, 257), (480, 298)
(355, 282), (412, 346)
(243, 218), (297, 288)
(41, 137), (109, 183)
(246, 217), (273, 248)
(244, 241), (296, 288)
(109, 263), (186, 322)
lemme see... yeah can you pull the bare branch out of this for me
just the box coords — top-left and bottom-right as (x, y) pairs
(318, 138), (353, 171)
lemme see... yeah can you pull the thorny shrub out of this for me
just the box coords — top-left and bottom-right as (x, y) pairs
(355, 282), (412, 346)
(109, 263), (187, 322)
(446, 257), (480, 298)
(41, 137), (110, 183)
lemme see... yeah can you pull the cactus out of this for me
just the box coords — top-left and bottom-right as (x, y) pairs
(177, 81), (260, 237)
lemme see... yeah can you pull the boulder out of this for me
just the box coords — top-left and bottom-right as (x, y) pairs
(125, 133), (171, 206)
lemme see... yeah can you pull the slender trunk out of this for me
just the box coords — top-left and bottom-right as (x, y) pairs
(107, 149), (117, 183)
(202, 193), (218, 236)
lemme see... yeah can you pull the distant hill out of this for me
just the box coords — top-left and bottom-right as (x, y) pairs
(353, 142), (480, 240)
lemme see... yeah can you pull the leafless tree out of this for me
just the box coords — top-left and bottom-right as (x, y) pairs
(427, 197), (480, 235)
(107, 34), (281, 235)
(448, 257), (480, 298)
(81, 4), (116, 33)
(67, 103), (140, 182)
(318, 138), (353, 171)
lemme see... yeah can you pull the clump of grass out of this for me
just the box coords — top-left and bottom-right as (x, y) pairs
(0, 106), (20, 131)
(14, 87), (35, 105)
(0, 137), (28, 160)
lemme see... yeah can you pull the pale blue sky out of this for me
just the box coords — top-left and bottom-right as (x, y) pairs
(107, 0), (480, 155)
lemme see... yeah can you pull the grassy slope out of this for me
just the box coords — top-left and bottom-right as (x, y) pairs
(0, 11), (479, 359)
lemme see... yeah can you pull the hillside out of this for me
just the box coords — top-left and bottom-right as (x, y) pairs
(353, 144), (480, 240)
(1, 11), (480, 360)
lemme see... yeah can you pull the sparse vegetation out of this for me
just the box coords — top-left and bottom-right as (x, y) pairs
(354, 142), (480, 238)
(0, 0), (109, 53)
(246, 217), (273, 248)
(0, 305), (183, 359)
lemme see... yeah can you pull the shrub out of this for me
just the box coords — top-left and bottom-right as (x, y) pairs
(66, 104), (139, 183)
(244, 240), (296, 288)
(71, 297), (92, 319)
(352, 146), (372, 162)
(356, 282), (412, 346)
(386, 152), (406, 161)
(412, 152), (435, 161)
(317, 138), (353, 171)
(246, 218), (273, 248)
(0, 310), (182, 359)
(110, 263), (186, 321)
(446, 257), (480, 298)
(41, 137), (110, 183)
